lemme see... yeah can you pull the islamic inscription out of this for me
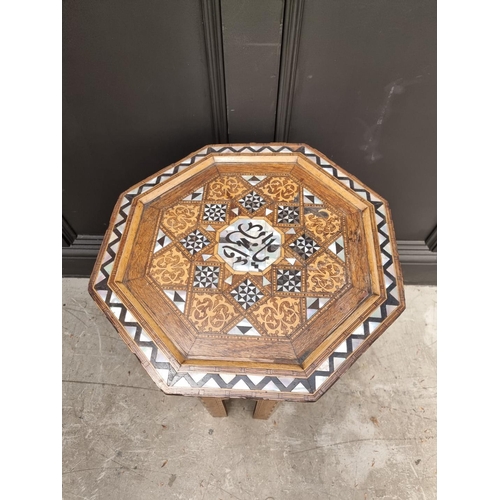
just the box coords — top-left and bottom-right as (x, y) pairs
(217, 218), (282, 273)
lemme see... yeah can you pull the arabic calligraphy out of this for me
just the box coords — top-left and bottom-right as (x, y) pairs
(218, 218), (282, 272)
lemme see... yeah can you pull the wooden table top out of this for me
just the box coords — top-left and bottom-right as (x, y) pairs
(89, 144), (405, 402)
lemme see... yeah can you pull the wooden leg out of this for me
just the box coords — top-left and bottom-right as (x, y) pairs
(253, 400), (280, 420)
(200, 397), (228, 417)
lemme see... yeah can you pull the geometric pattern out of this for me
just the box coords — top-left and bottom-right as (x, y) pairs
(183, 186), (204, 201)
(193, 265), (220, 289)
(164, 290), (187, 313)
(203, 203), (227, 222)
(239, 191), (266, 213)
(242, 175), (266, 186)
(303, 188), (322, 205)
(277, 205), (300, 224)
(306, 297), (331, 319)
(276, 269), (302, 292)
(289, 234), (321, 260)
(179, 229), (210, 255)
(228, 318), (261, 336)
(154, 228), (172, 253)
(90, 143), (403, 398)
(230, 279), (264, 309)
(329, 235), (345, 262)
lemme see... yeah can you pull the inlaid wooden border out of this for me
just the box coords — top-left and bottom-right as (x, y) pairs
(108, 158), (383, 375)
(88, 143), (405, 402)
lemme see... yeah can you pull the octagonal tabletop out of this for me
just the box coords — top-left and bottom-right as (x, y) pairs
(89, 144), (405, 402)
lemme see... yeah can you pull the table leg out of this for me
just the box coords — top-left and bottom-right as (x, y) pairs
(200, 397), (228, 417)
(253, 400), (280, 420)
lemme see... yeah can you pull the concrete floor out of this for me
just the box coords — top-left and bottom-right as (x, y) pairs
(63, 279), (436, 500)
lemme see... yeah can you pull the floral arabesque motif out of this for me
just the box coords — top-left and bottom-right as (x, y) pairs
(161, 204), (200, 235)
(188, 293), (239, 332)
(149, 245), (191, 287)
(206, 176), (248, 200)
(251, 297), (301, 337)
(259, 177), (299, 202)
(307, 253), (346, 293)
(304, 207), (341, 243)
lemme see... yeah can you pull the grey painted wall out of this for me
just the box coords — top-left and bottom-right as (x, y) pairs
(63, 0), (215, 235)
(288, 0), (436, 240)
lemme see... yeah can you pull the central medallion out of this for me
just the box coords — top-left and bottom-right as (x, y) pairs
(216, 217), (283, 273)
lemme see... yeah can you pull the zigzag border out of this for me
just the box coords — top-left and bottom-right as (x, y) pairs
(91, 145), (403, 397)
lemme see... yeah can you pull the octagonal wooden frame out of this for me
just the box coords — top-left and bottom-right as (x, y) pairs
(89, 144), (405, 402)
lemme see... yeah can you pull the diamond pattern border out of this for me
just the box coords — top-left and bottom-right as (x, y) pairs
(91, 144), (403, 398)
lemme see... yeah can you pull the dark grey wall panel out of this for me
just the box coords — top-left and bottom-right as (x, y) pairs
(288, 0), (436, 240)
(201, 0), (229, 143)
(221, 0), (284, 143)
(63, 0), (214, 235)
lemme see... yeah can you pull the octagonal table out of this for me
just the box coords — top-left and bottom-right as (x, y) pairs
(89, 144), (405, 419)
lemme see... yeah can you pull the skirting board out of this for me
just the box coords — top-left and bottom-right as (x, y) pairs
(62, 235), (437, 285)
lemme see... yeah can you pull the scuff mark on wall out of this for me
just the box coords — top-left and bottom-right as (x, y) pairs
(360, 76), (423, 164)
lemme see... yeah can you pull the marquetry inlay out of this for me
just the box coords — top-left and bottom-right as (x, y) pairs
(89, 144), (405, 402)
